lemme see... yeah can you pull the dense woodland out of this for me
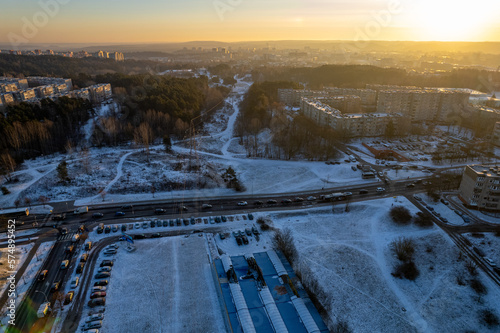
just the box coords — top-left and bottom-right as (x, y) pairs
(252, 65), (500, 92)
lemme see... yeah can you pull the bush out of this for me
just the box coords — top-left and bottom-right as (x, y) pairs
(480, 309), (499, 328)
(465, 260), (478, 276)
(390, 206), (412, 225)
(260, 223), (271, 231)
(469, 278), (487, 295)
(331, 320), (352, 333)
(390, 237), (415, 262)
(272, 228), (298, 265)
(256, 217), (266, 225)
(1, 186), (10, 195)
(392, 262), (419, 280)
(414, 212), (433, 227)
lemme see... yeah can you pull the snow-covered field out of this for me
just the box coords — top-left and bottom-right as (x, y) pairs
(261, 198), (500, 333)
(464, 232), (500, 265)
(0, 243), (34, 296)
(79, 236), (226, 333)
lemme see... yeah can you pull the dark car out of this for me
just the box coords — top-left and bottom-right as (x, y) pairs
(104, 226), (111, 234)
(155, 208), (166, 215)
(92, 213), (104, 219)
(254, 201), (264, 206)
(248, 213), (254, 220)
(281, 199), (292, 204)
(65, 245), (74, 254)
(214, 217), (221, 223)
(115, 211), (125, 217)
(121, 224), (127, 232)
(51, 281), (61, 292)
(235, 236), (242, 246)
(294, 197), (304, 202)
(221, 216), (227, 222)
(53, 214), (66, 221)
(267, 199), (278, 204)
(95, 272), (111, 279)
(241, 235), (249, 245)
(90, 292), (107, 299)
(169, 220), (174, 227)
(150, 220), (156, 228)
(121, 205), (133, 210)
(190, 218), (196, 225)
(179, 206), (188, 212)
(359, 189), (369, 194)
(88, 298), (106, 307)
(60, 228), (68, 235)
(163, 220), (169, 227)
(76, 263), (85, 274)
(151, 233), (161, 238)
(94, 280), (108, 287)
(183, 219), (189, 226)
(100, 260), (114, 267)
(64, 291), (74, 304)
(38, 270), (48, 281)
(133, 234), (146, 239)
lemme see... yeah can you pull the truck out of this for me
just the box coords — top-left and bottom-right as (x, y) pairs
(37, 302), (51, 318)
(73, 206), (88, 215)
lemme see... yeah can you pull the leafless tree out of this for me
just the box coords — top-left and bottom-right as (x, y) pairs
(134, 123), (154, 161)
(39, 195), (50, 208)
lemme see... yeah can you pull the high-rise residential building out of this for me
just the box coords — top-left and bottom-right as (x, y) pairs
(459, 165), (500, 211)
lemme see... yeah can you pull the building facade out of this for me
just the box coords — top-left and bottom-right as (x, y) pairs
(459, 165), (500, 211)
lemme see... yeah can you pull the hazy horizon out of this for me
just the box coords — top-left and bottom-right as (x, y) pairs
(2, 0), (500, 46)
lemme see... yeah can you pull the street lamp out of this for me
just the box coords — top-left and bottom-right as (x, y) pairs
(34, 290), (49, 304)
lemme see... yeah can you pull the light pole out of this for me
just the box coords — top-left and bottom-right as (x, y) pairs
(34, 290), (49, 304)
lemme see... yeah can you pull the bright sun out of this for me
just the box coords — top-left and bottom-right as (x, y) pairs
(413, 0), (498, 41)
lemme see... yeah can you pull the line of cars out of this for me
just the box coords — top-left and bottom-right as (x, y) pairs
(83, 253), (116, 331)
(231, 226), (260, 245)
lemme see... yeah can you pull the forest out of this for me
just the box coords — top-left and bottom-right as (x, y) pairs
(252, 65), (500, 92)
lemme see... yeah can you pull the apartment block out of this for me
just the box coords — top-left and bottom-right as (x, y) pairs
(459, 165), (500, 211)
(1, 92), (15, 105)
(35, 85), (55, 98)
(89, 84), (112, 103)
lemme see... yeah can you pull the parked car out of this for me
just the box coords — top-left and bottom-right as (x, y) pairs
(134, 222), (141, 229)
(60, 260), (69, 270)
(86, 313), (104, 322)
(100, 260), (114, 267)
(121, 224), (127, 232)
(91, 286), (106, 293)
(95, 272), (111, 279)
(133, 234), (146, 239)
(151, 233), (161, 238)
(51, 281), (61, 292)
(235, 236), (242, 246)
(94, 280), (108, 287)
(163, 220), (169, 227)
(90, 292), (107, 299)
(76, 263), (85, 274)
(111, 225), (118, 232)
(241, 235), (249, 245)
(237, 201), (248, 206)
(104, 226), (111, 234)
(87, 298), (106, 308)
(80, 254), (88, 262)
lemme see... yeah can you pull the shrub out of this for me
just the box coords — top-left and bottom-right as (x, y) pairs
(465, 260), (478, 276)
(272, 228), (298, 265)
(390, 206), (412, 225)
(469, 278), (487, 295)
(392, 262), (419, 280)
(260, 223), (271, 231)
(414, 212), (433, 227)
(480, 309), (499, 328)
(390, 237), (415, 262)
(1, 187), (10, 195)
(256, 217), (266, 225)
(331, 320), (352, 333)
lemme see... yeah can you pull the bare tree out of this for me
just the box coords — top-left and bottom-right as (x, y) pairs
(134, 123), (154, 161)
(24, 197), (32, 209)
(100, 190), (107, 202)
(39, 195), (49, 208)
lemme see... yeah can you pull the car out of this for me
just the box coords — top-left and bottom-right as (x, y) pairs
(485, 257), (497, 267)
(90, 292), (107, 299)
(60, 260), (69, 270)
(121, 205), (133, 210)
(142, 221), (149, 229)
(248, 213), (254, 220)
(100, 260), (114, 267)
(92, 213), (104, 219)
(151, 233), (161, 238)
(241, 235), (249, 245)
(155, 208), (166, 214)
(60, 228), (68, 235)
(406, 183), (415, 188)
(267, 199), (278, 204)
(91, 286), (107, 293)
(202, 204), (212, 209)
(86, 313), (104, 322)
(111, 225), (118, 232)
(235, 236), (242, 246)
(359, 190), (368, 195)
(121, 224), (127, 232)
(440, 199), (450, 205)
(214, 216), (221, 223)
(454, 210), (463, 216)
(343, 192), (353, 197)
(252, 226), (259, 235)
(440, 217), (448, 223)
(88, 298), (106, 308)
(95, 272), (111, 279)
(281, 199), (292, 204)
(133, 234), (146, 239)
(221, 216), (227, 222)
(94, 280), (108, 286)
(64, 291), (74, 304)
(294, 197), (305, 202)
(176, 218), (181, 226)
(80, 254), (88, 262)
(376, 187), (386, 193)
(237, 201), (248, 206)
(103, 249), (117, 255)
(150, 220), (156, 228)
(38, 270), (48, 281)
(53, 214), (66, 221)
(66, 245), (74, 254)
(462, 216), (471, 223)
(169, 220), (174, 227)
(163, 220), (169, 227)
(351, 166), (357, 171)
(51, 281), (61, 292)
(190, 218), (196, 225)
(98, 266), (112, 273)
(220, 233), (226, 240)
(245, 228), (252, 236)
(413, 195), (422, 201)
(134, 222), (141, 229)
(76, 263), (85, 274)
(71, 277), (79, 288)
(115, 211), (125, 217)
(254, 201), (264, 206)
(104, 226), (111, 234)
(179, 206), (188, 212)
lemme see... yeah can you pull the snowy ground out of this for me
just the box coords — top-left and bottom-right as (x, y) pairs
(0, 243), (34, 296)
(256, 198), (500, 333)
(419, 193), (467, 226)
(0, 241), (55, 328)
(463, 233), (500, 265)
(77, 236), (226, 333)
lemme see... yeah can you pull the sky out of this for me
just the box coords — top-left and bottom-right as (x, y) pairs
(1, 0), (500, 45)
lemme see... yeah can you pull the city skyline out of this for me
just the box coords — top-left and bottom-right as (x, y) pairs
(1, 0), (500, 45)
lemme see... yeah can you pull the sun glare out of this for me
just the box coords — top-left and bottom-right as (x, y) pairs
(413, 0), (497, 41)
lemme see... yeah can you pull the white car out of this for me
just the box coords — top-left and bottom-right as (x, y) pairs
(376, 187), (386, 193)
(106, 244), (118, 249)
(485, 257), (496, 267)
(237, 201), (248, 206)
(343, 192), (353, 197)
(91, 286), (107, 292)
(98, 266), (112, 273)
(70, 277), (79, 288)
(86, 313), (104, 322)
(142, 221), (149, 228)
(134, 223), (140, 229)
(307, 196), (317, 201)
